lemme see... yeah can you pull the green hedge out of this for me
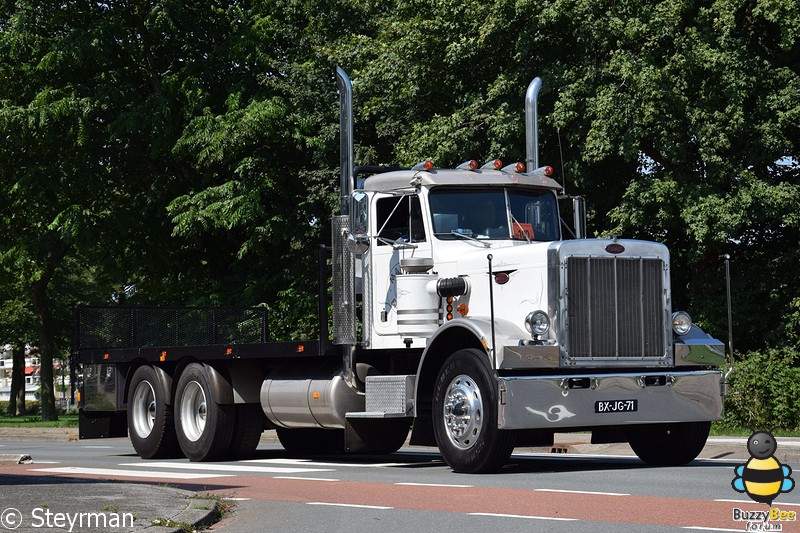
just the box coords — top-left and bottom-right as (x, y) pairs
(0, 400), (41, 416)
(724, 348), (800, 431)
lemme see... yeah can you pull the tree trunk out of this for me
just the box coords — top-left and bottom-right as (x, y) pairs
(8, 343), (26, 416)
(31, 281), (58, 421)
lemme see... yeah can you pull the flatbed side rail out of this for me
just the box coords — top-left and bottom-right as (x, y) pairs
(73, 305), (269, 352)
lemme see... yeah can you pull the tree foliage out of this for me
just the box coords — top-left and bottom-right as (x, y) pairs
(0, 0), (798, 420)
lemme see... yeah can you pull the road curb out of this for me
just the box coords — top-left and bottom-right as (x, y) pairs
(0, 452), (32, 464)
(149, 492), (223, 533)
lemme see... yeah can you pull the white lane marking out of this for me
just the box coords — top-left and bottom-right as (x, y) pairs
(714, 499), (800, 507)
(707, 438), (800, 448)
(307, 502), (393, 510)
(245, 458), (414, 468)
(81, 445), (113, 449)
(469, 512), (577, 522)
(224, 497), (251, 501)
(394, 482), (473, 488)
(119, 462), (333, 474)
(31, 461), (60, 464)
(534, 488), (630, 496)
(274, 476), (340, 482)
(31, 466), (233, 480)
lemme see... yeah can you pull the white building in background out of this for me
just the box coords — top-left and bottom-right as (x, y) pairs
(0, 344), (70, 403)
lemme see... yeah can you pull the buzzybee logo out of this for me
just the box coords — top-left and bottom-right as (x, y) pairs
(732, 430), (795, 505)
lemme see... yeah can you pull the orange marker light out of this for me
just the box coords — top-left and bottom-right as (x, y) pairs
(226, 347), (233, 355)
(103, 353), (109, 360)
(544, 165), (554, 176)
(313, 391), (320, 399)
(515, 162), (526, 172)
(160, 351), (167, 362)
(457, 303), (469, 316)
(493, 159), (503, 170)
(297, 344), (305, 353)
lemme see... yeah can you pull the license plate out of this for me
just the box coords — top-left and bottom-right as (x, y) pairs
(595, 399), (638, 413)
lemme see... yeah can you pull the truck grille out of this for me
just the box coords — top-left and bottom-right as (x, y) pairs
(566, 256), (666, 360)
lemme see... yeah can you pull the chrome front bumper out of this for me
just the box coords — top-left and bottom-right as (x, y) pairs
(497, 370), (723, 429)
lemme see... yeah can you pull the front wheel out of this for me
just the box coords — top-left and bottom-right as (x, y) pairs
(628, 421), (711, 466)
(432, 349), (515, 473)
(174, 363), (235, 461)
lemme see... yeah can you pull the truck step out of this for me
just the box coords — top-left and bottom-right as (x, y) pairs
(346, 375), (415, 418)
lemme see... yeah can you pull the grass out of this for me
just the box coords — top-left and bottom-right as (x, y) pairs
(0, 413), (79, 428)
(710, 421), (800, 438)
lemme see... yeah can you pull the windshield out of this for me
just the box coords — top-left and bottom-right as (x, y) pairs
(429, 188), (560, 242)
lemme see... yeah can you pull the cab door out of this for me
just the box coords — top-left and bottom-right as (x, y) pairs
(366, 193), (431, 346)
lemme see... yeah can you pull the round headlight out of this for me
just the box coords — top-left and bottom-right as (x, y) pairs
(525, 310), (550, 336)
(672, 311), (692, 336)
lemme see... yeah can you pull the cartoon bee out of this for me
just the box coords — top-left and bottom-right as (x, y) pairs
(732, 430), (795, 505)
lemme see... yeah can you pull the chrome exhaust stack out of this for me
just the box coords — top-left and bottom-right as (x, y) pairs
(333, 67), (359, 391)
(335, 66), (354, 216)
(525, 77), (542, 173)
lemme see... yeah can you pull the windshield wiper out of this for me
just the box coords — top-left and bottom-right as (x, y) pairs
(434, 231), (491, 248)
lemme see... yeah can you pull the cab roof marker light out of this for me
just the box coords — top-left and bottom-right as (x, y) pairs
(502, 162), (526, 173)
(481, 159), (503, 170)
(412, 160), (434, 171)
(544, 165), (554, 176)
(457, 160), (479, 170)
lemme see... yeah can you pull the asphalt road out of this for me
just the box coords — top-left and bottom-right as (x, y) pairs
(2, 434), (800, 533)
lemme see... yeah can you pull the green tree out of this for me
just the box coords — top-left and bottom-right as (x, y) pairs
(330, 0), (799, 351)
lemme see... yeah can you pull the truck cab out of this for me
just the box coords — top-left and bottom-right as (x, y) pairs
(355, 163), (560, 352)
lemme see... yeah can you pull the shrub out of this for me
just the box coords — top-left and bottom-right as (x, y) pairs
(0, 400), (42, 416)
(724, 348), (800, 431)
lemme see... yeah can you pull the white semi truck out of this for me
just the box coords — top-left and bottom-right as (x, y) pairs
(74, 68), (727, 473)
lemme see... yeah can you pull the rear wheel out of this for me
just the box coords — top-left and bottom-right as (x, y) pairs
(628, 421), (711, 466)
(432, 349), (516, 473)
(175, 363), (234, 461)
(228, 404), (265, 458)
(127, 365), (180, 459)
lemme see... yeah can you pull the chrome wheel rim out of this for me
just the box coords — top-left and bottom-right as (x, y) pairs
(180, 381), (207, 442)
(442, 374), (483, 450)
(131, 380), (156, 438)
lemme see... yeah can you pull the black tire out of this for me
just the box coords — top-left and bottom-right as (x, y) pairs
(276, 428), (345, 455)
(127, 365), (181, 459)
(628, 421), (711, 466)
(228, 404), (265, 459)
(432, 349), (516, 473)
(174, 363), (235, 461)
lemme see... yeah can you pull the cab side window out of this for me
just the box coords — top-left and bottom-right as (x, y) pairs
(375, 195), (426, 245)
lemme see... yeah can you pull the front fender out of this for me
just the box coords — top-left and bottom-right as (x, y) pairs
(413, 317), (527, 414)
(421, 317), (529, 365)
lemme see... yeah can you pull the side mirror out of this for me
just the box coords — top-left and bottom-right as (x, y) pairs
(352, 192), (368, 234)
(573, 196), (586, 239)
(348, 192), (370, 254)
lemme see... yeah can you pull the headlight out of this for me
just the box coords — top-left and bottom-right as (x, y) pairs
(525, 310), (550, 336)
(672, 311), (693, 336)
